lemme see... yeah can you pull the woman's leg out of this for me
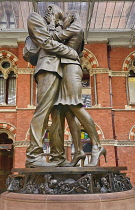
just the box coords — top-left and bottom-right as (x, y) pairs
(65, 106), (86, 166)
(69, 105), (106, 166)
(69, 105), (100, 147)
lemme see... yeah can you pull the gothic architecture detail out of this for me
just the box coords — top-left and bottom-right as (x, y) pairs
(129, 125), (135, 141)
(122, 51), (135, 71)
(81, 49), (99, 73)
(111, 71), (128, 77)
(0, 50), (18, 79)
(0, 122), (16, 138)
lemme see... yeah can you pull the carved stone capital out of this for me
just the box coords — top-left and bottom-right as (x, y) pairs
(110, 71), (128, 77)
(13, 141), (30, 148)
(92, 68), (110, 75)
(18, 68), (34, 74)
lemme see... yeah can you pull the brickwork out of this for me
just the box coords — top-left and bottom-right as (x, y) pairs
(96, 73), (110, 107)
(111, 77), (127, 109)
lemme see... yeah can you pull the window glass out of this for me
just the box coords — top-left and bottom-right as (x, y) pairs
(82, 68), (91, 107)
(128, 70), (135, 104)
(8, 72), (16, 105)
(128, 76), (135, 104)
(0, 71), (16, 105)
(0, 72), (5, 105)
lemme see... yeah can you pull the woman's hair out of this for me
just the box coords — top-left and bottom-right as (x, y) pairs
(66, 9), (81, 25)
(47, 4), (64, 20)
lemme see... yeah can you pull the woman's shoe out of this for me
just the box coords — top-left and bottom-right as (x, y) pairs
(85, 146), (107, 167)
(65, 151), (86, 167)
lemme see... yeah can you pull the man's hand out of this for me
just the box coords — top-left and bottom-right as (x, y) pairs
(44, 13), (55, 26)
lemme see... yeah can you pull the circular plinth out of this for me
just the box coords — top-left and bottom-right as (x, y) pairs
(1, 188), (135, 210)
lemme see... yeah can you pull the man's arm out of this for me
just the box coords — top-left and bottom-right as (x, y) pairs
(27, 13), (78, 60)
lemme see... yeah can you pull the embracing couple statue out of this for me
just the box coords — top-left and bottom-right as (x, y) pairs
(23, 4), (107, 168)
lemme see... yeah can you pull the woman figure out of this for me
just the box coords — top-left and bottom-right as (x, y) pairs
(50, 9), (106, 167)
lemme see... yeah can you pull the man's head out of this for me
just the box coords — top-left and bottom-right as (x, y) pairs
(46, 4), (64, 27)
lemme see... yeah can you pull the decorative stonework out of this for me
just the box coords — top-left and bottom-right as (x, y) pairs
(110, 71), (128, 77)
(0, 50), (18, 79)
(14, 141), (30, 148)
(80, 49), (99, 74)
(101, 140), (135, 147)
(95, 123), (105, 140)
(122, 51), (135, 71)
(13, 139), (135, 148)
(0, 122), (16, 140)
(93, 68), (110, 75)
(129, 125), (135, 141)
(18, 68), (34, 74)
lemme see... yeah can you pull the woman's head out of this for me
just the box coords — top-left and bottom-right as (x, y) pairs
(63, 10), (81, 29)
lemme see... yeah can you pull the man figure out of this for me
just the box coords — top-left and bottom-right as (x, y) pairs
(25, 5), (79, 168)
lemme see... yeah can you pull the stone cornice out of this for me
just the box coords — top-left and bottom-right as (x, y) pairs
(18, 68), (34, 74)
(112, 109), (135, 111)
(14, 141), (30, 148)
(14, 140), (135, 148)
(110, 71), (128, 77)
(92, 68), (110, 75)
(101, 140), (135, 147)
(0, 109), (16, 112)
(90, 69), (129, 77)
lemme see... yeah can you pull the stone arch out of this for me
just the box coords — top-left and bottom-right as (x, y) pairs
(122, 51), (135, 71)
(81, 48), (99, 72)
(0, 50), (18, 79)
(0, 50), (18, 64)
(64, 123), (105, 141)
(129, 125), (135, 141)
(0, 122), (16, 141)
(95, 123), (105, 140)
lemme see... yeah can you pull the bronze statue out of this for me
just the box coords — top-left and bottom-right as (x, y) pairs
(24, 5), (79, 168)
(49, 9), (106, 167)
(24, 4), (106, 168)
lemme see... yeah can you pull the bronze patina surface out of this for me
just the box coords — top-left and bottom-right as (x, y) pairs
(7, 167), (132, 194)
(12, 166), (127, 174)
(23, 4), (106, 168)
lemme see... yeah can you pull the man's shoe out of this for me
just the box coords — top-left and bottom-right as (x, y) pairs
(25, 158), (57, 168)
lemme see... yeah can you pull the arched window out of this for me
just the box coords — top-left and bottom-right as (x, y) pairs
(128, 64), (135, 105)
(0, 71), (16, 105)
(82, 67), (91, 108)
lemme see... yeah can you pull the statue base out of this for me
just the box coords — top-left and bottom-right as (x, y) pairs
(1, 189), (135, 210)
(6, 167), (132, 194)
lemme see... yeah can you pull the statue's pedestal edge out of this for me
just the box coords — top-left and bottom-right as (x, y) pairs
(1, 188), (135, 210)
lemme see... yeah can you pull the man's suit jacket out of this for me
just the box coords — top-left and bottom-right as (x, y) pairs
(27, 12), (78, 77)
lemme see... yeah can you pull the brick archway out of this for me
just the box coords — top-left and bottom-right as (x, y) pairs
(122, 51), (135, 71)
(81, 48), (99, 70)
(64, 123), (104, 141)
(129, 125), (135, 141)
(0, 50), (18, 65)
(0, 122), (16, 141)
